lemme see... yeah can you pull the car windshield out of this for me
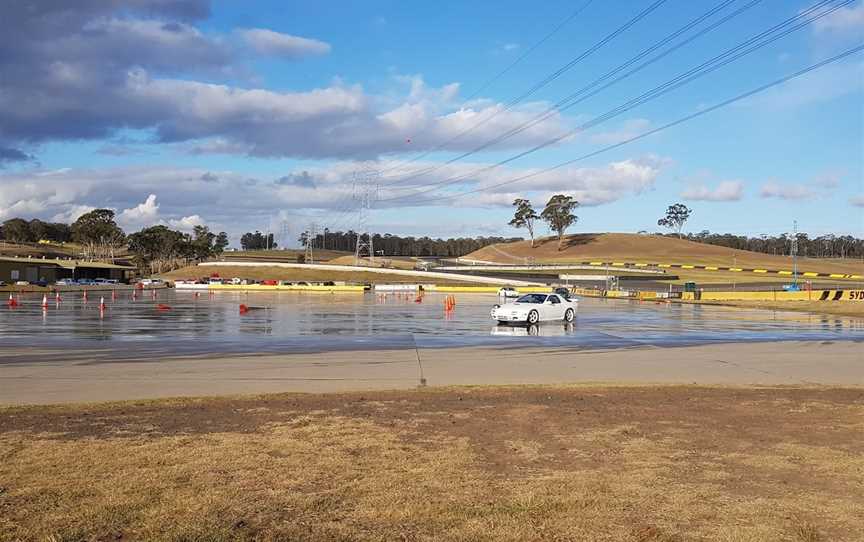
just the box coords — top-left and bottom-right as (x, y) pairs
(515, 294), (547, 304)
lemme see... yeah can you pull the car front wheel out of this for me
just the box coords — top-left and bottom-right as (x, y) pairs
(564, 308), (574, 322)
(527, 310), (539, 324)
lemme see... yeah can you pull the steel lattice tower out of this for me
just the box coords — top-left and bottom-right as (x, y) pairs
(353, 166), (380, 265)
(305, 222), (317, 264)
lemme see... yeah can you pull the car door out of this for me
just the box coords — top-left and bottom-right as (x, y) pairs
(543, 294), (565, 320)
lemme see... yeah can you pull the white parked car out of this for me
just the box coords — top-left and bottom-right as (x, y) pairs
(497, 287), (519, 298)
(491, 293), (577, 325)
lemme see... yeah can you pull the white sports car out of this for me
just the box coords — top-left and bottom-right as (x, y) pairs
(491, 293), (578, 324)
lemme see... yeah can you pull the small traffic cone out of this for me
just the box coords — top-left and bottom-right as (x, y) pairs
(239, 304), (249, 314)
(99, 296), (106, 311)
(41, 294), (48, 309)
(83, 289), (88, 302)
(55, 291), (62, 303)
(7, 293), (15, 307)
(111, 289), (116, 301)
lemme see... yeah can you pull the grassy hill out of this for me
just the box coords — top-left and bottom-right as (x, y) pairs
(465, 233), (864, 276)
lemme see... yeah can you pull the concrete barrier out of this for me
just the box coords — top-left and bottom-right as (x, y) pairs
(692, 289), (864, 302)
(209, 284), (366, 293)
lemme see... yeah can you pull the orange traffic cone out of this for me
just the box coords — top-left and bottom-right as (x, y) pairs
(55, 291), (62, 303)
(99, 296), (106, 311)
(41, 294), (48, 309)
(83, 289), (88, 302)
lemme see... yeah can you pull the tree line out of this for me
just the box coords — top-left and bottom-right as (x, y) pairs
(1, 211), (229, 273)
(672, 231), (864, 260)
(300, 230), (522, 257)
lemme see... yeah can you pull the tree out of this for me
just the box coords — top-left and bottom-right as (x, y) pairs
(541, 194), (579, 250)
(214, 231), (229, 253)
(657, 203), (692, 238)
(509, 198), (540, 247)
(71, 209), (126, 260)
(191, 225), (216, 260)
(1, 218), (33, 243)
(128, 225), (193, 274)
(240, 231), (276, 250)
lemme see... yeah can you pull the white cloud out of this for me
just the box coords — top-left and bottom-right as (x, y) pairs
(759, 182), (815, 200)
(51, 205), (96, 224)
(168, 214), (206, 231)
(0, 156), (667, 239)
(238, 28), (331, 58)
(681, 180), (744, 202)
(118, 194), (161, 228)
(813, 2), (864, 34)
(850, 195), (864, 207)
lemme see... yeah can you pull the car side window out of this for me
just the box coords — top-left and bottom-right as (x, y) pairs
(549, 295), (560, 304)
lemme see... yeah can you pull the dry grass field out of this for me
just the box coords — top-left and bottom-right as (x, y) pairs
(467, 234), (864, 277)
(2, 385), (862, 541)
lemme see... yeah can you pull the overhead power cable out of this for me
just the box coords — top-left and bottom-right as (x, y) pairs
(379, 0), (851, 203)
(378, 0), (595, 176)
(385, 0), (763, 188)
(381, 0), (669, 179)
(396, 43), (864, 206)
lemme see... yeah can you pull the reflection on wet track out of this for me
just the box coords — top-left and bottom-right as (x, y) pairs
(1, 290), (861, 363)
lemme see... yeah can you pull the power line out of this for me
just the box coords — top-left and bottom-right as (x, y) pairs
(380, 0), (851, 203)
(381, 0), (669, 180)
(379, 0), (594, 176)
(384, 0), (765, 189)
(396, 44), (864, 206)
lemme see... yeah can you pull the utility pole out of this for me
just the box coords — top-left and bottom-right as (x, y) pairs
(353, 166), (380, 266)
(305, 222), (317, 264)
(791, 220), (799, 286)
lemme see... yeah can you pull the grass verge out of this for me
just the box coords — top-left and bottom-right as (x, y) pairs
(2, 385), (863, 541)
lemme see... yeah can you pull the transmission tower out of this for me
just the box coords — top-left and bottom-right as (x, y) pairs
(353, 166), (380, 265)
(791, 220), (799, 285)
(305, 222), (317, 264)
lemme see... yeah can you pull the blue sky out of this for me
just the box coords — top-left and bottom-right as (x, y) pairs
(0, 0), (861, 245)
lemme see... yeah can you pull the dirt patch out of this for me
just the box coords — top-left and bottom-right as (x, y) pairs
(2, 385), (863, 541)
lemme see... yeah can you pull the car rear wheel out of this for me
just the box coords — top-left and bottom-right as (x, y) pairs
(564, 308), (574, 322)
(527, 310), (539, 324)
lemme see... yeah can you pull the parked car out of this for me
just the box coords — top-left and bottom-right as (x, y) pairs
(0, 280), (6, 287)
(139, 278), (164, 286)
(497, 287), (519, 298)
(15, 281), (30, 286)
(77, 279), (96, 286)
(55, 279), (74, 286)
(491, 293), (578, 325)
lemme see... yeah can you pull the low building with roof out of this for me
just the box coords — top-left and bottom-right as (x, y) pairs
(0, 256), (136, 283)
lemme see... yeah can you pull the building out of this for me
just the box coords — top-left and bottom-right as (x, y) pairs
(0, 256), (135, 283)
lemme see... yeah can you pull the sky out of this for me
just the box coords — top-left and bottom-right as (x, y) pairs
(0, 0), (862, 247)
